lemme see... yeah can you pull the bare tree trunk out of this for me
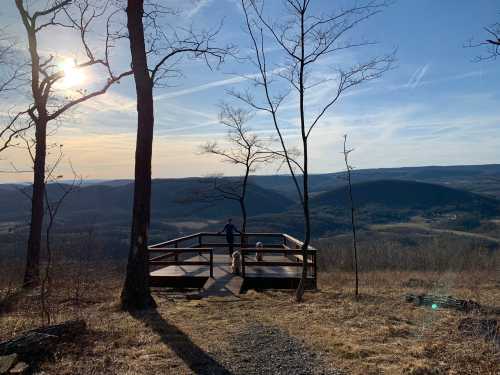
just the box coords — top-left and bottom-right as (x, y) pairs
(18, 0), (44, 288)
(343, 135), (359, 297)
(120, 0), (156, 311)
(240, 166), (250, 248)
(349, 178), (359, 297)
(23, 119), (46, 287)
(296, 7), (309, 302)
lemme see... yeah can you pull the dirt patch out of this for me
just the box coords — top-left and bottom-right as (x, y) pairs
(224, 323), (343, 375)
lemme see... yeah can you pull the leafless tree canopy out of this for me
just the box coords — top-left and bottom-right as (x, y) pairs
(0, 30), (24, 95)
(203, 105), (275, 173)
(125, 1), (236, 87)
(201, 104), (276, 234)
(1, 0), (133, 155)
(232, 0), (394, 199)
(0, 27), (28, 153)
(468, 23), (500, 61)
(16, 0), (132, 121)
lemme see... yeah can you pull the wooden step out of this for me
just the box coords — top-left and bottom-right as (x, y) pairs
(225, 275), (244, 295)
(201, 277), (216, 291)
(198, 274), (244, 298)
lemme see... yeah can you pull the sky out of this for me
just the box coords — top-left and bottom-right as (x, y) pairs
(0, 0), (499, 183)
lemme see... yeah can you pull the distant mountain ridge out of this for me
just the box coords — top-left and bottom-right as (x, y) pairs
(249, 164), (500, 199)
(244, 178), (500, 238)
(12, 163), (498, 199)
(1, 164), (499, 239)
(0, 179), (294, 223)
(310, 179), (500, 214)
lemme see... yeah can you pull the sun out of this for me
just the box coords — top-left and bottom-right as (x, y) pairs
(60, 58), (85, 88)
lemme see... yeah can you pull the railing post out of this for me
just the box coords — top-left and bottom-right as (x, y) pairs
(209, 248), (213, 278)
(174, 241), (178, 262)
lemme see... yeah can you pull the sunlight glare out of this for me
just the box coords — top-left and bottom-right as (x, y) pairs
(61, 58), (85, 87)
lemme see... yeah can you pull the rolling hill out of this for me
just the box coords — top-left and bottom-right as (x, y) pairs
(0, 179), (294, 224)
(1, 174), (499, 259)
(250, 164), (500, 199)
(1, 166), (499, 243)
(246, 179), (500, 239)
(309, 179), (500, 215)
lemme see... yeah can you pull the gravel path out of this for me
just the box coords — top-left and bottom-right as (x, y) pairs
(216, 323), (344, 375)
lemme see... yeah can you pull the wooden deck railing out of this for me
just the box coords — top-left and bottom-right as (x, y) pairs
(148, 247), (214, 278)
(239, 248), (317, 280)
(149, 232), (317, 287)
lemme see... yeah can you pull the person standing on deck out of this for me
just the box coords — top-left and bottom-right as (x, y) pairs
(218, 218), (240, 256)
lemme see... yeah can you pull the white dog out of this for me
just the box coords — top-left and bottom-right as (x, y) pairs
(256, 241), (263, 261)
(231, 250), (242, 274)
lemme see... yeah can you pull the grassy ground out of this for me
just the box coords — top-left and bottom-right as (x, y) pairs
(1, 270), (499, 374)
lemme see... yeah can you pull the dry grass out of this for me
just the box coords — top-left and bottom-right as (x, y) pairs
(1, 270), (499, 374)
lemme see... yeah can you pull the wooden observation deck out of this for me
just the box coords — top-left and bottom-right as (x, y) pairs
(148, 233), (317, 295)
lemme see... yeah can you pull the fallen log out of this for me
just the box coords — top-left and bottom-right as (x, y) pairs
(0, 320), (86, 357)
(405, 293), (500, 315)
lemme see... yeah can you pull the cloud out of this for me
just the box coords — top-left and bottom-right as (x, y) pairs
(390, 69), (484, 92)
(153, 69), (285, 102)
(406, 64), (429, 88)
(186, 0), (214, 18)
(153, 75), (248, 101)
(84, 71), (271, 116)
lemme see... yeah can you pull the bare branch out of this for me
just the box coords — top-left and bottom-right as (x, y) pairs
(149, 20), (235, 84)
(467, 23), (500, 61)
(0, 109), (33, 153)
(307, 52), (395, 138)
(236, 0), (304, 205)
(47, 70), (133, 120)
(32, 0), (72, 21)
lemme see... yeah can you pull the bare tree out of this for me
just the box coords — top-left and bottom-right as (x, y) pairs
(201, 104), (275, 243)
(121, 1), (233, 310)
(342, 134), (358, 297)
(14, 0), (132, 288)
(234, 0), (394, 301)
(40, 150), (80, 325)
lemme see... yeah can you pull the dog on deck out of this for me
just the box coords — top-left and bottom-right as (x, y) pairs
(256, 241), (264, 261)
(231, 250), (242, 274)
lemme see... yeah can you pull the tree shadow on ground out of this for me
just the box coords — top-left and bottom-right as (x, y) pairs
(131, 308), (233, 375)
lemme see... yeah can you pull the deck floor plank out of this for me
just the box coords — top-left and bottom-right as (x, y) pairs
(150, 253), (302, 279)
